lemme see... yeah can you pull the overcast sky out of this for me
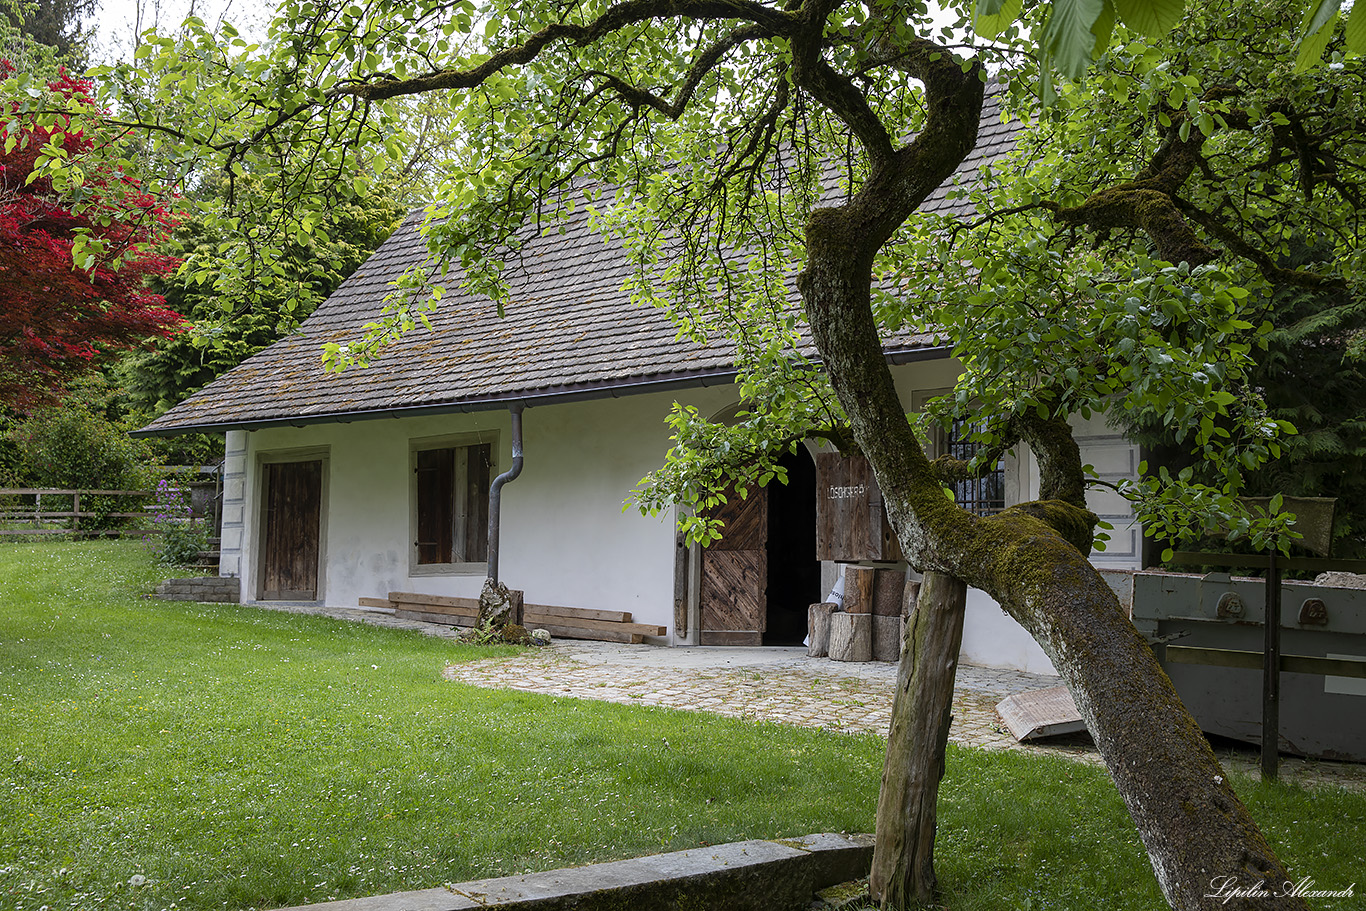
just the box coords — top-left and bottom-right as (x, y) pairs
(91, 0), (271, 63)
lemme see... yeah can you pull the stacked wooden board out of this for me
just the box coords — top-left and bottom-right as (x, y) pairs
(521, 603), (665, 644)
(360, 592), (666, 643)
(361, 591), (481, 627)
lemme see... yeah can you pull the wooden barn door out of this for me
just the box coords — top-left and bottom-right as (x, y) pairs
(259, 460), (323, 600)
(699, 488), (768, 645)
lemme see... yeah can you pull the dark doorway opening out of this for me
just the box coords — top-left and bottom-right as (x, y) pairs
(696, 428), (822, 646)
(763, 449), (820, 645)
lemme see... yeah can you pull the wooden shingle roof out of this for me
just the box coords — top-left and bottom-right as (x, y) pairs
(138, 99), (1021, 437)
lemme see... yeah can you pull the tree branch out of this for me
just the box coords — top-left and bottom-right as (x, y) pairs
(332, 0), (795, 102)
(585, 23), (770, 118)
(1176, 198), (1350, 289)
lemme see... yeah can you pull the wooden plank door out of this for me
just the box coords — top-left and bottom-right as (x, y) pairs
(699, 487), (767, 645)
(259, 460), (323, 600)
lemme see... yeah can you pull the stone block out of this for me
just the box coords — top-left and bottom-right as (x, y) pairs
(273, 832), (874, 911)
(154, 576), (240, 604)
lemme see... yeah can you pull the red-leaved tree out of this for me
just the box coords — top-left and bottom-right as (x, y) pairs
(0, 64), (181, 409)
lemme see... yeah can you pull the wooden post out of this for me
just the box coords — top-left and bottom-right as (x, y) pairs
(872, 616), (901, 662)
(873, 568), (906, 616)
(807, 602), (836, 657)
(828, 611), (872, 662)
(673, 531), (689, 639)
(870, 571), (968, 908)
(901, 579), (921, 618)
(1262, 548), (1281, 781)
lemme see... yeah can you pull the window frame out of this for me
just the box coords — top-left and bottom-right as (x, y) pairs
(409, 432), (497, 575)
(912, 389), (1019, 517)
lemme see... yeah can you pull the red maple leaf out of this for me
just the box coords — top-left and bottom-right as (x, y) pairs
(0, 62), (183, 409)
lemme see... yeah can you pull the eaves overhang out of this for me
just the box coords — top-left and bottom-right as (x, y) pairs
(130, 344), (952, 438)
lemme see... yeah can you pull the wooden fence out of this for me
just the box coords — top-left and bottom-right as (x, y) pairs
(0, 488), (156, 538)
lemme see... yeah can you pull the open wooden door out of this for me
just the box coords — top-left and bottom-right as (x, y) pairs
(259, 460), (323, 600)
(698, 487), (767, 645)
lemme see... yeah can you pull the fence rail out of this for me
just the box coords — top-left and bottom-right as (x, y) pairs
(0, 488), (159, 538)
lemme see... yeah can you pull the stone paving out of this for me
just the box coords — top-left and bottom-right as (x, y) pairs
(257, 602), (1366, 791)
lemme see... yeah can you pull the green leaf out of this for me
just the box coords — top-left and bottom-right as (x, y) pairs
(1043, 0), (1106, 79)
(974, 0), (1023, 41)
(1113, 0), (1186, 37)
(1038, 56), (1058, 106)
(1295, 0), (1341, 71)
(1347, 0), (1366, 55)
(1299, 0), (1343, 40)
(1090, 1), (1115, 57)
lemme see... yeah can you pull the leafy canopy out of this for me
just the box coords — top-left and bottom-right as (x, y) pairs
(8, 0), (1356, 551)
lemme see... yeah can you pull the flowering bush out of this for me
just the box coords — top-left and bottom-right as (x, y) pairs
(148, 478), (210, 566)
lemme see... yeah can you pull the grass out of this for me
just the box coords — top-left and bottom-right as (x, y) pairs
(2, 541), (1363, 911)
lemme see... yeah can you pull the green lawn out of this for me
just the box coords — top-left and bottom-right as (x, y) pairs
(2, 542), (1362, 911)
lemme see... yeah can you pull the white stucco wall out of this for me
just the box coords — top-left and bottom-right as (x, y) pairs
(234, 386), (735, 640)
(220, 356), (1139, 673)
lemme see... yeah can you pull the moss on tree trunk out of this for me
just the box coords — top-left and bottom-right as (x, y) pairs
(792, 52), (1304, 905)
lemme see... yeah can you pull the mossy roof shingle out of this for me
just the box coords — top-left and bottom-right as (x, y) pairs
(139, 100), (1020, 436)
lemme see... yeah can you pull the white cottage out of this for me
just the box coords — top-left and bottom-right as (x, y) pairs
(136, 114), (1142, 674)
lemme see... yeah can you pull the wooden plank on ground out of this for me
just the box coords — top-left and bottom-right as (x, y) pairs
(522, 603), (633, 623)
(387, 591), (481, 616)
(393, 608), (477, 628)
(358, 597), (392, 609)
(996, 686), (1087, 741)
(522, 610), (664, 637)
(534, 623), (644, 644)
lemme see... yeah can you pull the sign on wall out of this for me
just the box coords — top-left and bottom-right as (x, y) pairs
(815, 451), (903, 563)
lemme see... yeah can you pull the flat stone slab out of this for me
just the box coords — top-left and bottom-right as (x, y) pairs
(996, 686), (1087, 741)
(275, 833), (873, 911)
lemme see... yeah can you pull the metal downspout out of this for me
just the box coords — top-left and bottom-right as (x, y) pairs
(486, 402), (525, 584)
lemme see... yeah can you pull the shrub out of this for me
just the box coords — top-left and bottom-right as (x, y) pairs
(147, 478), (211, 566)
(11, 408), (154, 491)
(4, 389), (157, 530)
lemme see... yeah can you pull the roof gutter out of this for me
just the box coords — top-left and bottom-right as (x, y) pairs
(130, 345), (952, 438)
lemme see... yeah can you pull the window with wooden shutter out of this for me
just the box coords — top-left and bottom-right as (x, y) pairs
(413, 440), (494, 567)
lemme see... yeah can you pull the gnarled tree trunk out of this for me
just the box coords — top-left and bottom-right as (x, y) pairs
(790, 31), (1306, 911)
